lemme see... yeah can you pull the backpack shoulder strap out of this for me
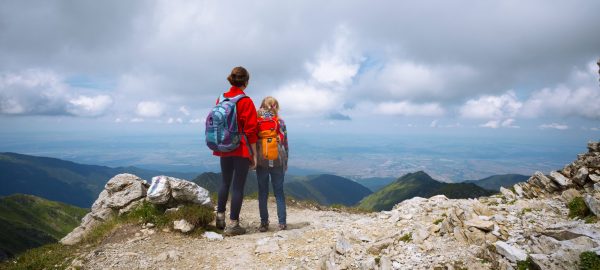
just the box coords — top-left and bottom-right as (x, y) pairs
(228, 94), (247, 103)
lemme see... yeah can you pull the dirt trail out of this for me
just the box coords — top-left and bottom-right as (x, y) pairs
(80, 198), (386, 270)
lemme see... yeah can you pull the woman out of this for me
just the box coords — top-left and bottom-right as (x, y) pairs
(255, 96), (288, 231)
(213, 66), (257, 236)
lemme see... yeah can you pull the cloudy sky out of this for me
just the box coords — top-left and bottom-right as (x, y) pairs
(1, 0), (600, 135)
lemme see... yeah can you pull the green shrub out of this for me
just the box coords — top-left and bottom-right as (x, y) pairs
(125, 200), (168, 226)
(399, 233), (412, 242)
(569, 197), (591, 219)
(516, 256), (535, 270)
(580, 251), (600, 270)
(433, 218), (444, 225)
(165, 204), (214, 229)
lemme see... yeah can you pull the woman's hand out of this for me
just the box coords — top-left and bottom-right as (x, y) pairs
(249, 143), (257, 170)
(250, 155), (257, 170)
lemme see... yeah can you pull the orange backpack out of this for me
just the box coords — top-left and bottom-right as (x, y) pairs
(257, 116), (280, 161)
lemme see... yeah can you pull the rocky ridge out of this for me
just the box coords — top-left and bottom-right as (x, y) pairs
(62, 142), (600, 269)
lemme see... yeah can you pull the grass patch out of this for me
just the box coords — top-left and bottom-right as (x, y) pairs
(0, 243), (76, 270)
(585, 216), (598, 224)
(508, 199), (517, 205)
(433, 218), (444, 225)
(516, 256), (535, 270)
(399, 233), (412, 242)
(580, 251), (600, 270)
(521, 208), (533, 215)
(164, 204), (214, 229)
(568, 197), (591, 219)
(441, 213), (447, 217)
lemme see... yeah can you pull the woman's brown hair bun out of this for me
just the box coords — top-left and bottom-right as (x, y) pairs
(227, 66), (250, 87)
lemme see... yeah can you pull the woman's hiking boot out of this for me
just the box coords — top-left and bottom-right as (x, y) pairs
(279, 224), (287, 230)
(216, 212), (226, 230)
(224, 220), (246, 236)
(258, 221), (269, 232)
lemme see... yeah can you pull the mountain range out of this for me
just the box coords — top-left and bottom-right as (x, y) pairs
(358, 171), (495, 211)
(0, 194), (87, 260)
(0, 152), (198, 208)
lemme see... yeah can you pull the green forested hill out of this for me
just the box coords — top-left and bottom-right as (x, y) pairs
(463, 174), (529, 191)
(0, 194), (88, 260)
(283, 174), (372, 206)
(194, 172), (371, 206)
(0, 152), (197, 208)
(358, 171), (494, 211)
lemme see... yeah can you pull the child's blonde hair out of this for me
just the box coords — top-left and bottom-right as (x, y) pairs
(259, 96), (279, 117)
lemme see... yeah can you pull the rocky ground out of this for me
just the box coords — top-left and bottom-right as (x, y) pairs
(64, 142), (600, 269)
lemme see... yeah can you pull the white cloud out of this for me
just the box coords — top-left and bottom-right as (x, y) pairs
(306, 26), (362, 86)
(460, 91), (522, 119)
(375, 101), (445, 117)
(66, 95), (113, 117)
(480, 118), (519, 129)
(0, 69), (113, 117)
(179, 106), (190, 116)
(189, 118), (203, 124)
(167, 117), (183, 124)
(430, 119), (439, 128)
(115, 118), (122, 123)
(130, 118), (144, 123)
(136, 101), (165, 118)
(539, 123), (569, 130)
(521, 62), (600, 120)
(273, 82), (339, 115)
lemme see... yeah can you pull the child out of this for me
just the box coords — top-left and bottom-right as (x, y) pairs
(256, 96), (288, 231)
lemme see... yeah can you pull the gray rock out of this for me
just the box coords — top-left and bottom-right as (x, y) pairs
(91, 208), (114, 221)
(104, 174), (147, 209)
(118, 198), (144, 216)
(335, 234), (352, 255)
(173, 219), (194, 233)
(168, 176), (212, 206)
(147, 176), (171, 204)
(412, 228), (430, 244)
(494, 241), (527, 263)
(590, 174), (600, 183)
(561, 188), (582, 203)
(513, 183), (525, 198)
(529, 254), (558, 270)
(549, 171), (572, 187)
(464, 218), (494, 232)
(367, 238), (393, 255)
(584, 195), (600, 216)
(595, 183), (600, 192)
(500, 187), (516, 200)
(379, 256), (392, 270)
(91, 190), (109, 212)
(574, 167), (589, 186)
(589, 142), (600, 152)
(529, 171), (559, 193)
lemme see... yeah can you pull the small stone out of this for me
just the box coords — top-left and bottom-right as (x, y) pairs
(494, 241), (527, 263)
(335, 234), (352, 255)
(464, 218), (494, 232)
(155, 250), (182, 262)
(146, 223), (155, 228)
(590, 174), (600, 183)
(173, 219), (195, 233)
(380, 256), (392, 270)
(574, 167), (589, 186)
(203, 231), (223, 241)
